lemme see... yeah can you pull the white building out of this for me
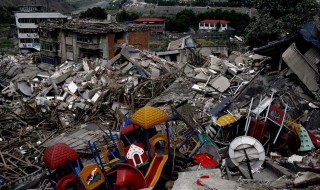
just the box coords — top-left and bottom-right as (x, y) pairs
(199, 20), (230, 32)
(15, 12), (67, 54)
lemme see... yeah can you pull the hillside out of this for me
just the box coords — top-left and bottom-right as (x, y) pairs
(0, 0), (19, 7)
(66, 0), (111, 13)
(0, 0), (74, 14)
(47, 0), (74, 14)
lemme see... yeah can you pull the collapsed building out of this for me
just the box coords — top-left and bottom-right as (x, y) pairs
(0, 21), (320, 190)
(39, 20), (149, 65)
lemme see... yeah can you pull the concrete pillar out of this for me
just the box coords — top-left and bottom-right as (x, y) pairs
(102, 34), (108, 59)
(73, 33), (78, 61)
(60, 30), (66, 63)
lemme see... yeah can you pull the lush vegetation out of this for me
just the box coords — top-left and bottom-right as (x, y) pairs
(165, 9), (250, 32)
(0, 7), (16, 24)
(144, 0), (252, 7)
(80, 7), (108, 20)
(245, 0), (319, 47)
(116, 10), (140, 22)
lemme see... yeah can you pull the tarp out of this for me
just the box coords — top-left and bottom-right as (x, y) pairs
(300, 23), (320, 49)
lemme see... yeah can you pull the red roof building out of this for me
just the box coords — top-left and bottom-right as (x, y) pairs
(134, 18), (165, 23)
(199, 20), (230, 31)
(133, 18), (165, 35)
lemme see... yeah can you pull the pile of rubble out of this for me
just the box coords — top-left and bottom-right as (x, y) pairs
(0, 28), (320, 189)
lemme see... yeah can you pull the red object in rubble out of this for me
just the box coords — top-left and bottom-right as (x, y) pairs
(43, 143), (80, 170)
(107, 163), (146, 190)
(193, 153), (219, 168)
(120, 124), (141, 136)
(307, 130), (320, 148)
(196, 175), (210, 186)
(56, 173), (81, 190)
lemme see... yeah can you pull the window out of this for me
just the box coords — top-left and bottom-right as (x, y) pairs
(41, 55), (61, 65)
(76, 33), (97, 43)
(20, 38), (33, 43)
(19, 28), (38, 33)
(40, 41), (59, 52)
(65, 31), (72, 37)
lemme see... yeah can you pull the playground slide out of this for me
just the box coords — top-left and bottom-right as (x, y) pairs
(145, 153), (168, 187)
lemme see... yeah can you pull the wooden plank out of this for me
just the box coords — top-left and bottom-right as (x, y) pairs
(0, 151), (7, 168)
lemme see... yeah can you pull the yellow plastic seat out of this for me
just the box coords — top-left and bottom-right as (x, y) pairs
(215, 113), (236, 127)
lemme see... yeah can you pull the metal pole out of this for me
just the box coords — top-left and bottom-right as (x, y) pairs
(93, 142), (113, 190)
(109, 130), (115, 143)
(188, 140), (206, 161)
(47, 169), (57, 190)
(67, 160), (86, 190)
(88, 141), (98, 163)
(243, 149), (253, 179)
(176, 130), (195, 151)
(264, 91), (275, 122)
(165, 122), (171, 161)
(255, 96), (263, 119)
(273, 104), (288, 144)
(244, 98), (254, 136)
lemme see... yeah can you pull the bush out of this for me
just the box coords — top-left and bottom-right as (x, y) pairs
(80, 7), (108, 20)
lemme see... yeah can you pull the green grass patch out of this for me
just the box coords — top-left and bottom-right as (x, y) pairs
(195, 38), (228, 46)
(0, 38), (14, 49)
(0, 38), (17, 54)
(149, 40), (169, 52)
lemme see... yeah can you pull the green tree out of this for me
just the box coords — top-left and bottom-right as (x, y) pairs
(0, 7), (16, 24)
(116, 10), (139, 22)
(80, 7), (108, 20)
(245, 0), (319, 47)
(165, 9), (250, 32)
(176, 9), (197, 31)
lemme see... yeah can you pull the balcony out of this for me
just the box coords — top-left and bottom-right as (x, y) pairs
(19, 43), (40, 51)
(17, 23), (38, 29)
(18, 33), (39, 39)
(77, 42), (100, 50)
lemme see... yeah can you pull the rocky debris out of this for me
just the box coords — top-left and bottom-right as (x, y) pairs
(270, 176), (294, 189)
(294, 172), (320, 187)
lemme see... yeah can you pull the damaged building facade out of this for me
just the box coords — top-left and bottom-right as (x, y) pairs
(39, 20), (149, 65)
(15, 12), (68, 54)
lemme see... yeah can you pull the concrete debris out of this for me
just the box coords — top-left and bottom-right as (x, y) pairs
(294, 172), (320, 187)
(1, 27), (320, 190)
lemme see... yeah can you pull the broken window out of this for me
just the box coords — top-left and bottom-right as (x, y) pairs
(114, 32), (126, 44)
(40, 55), (61, 65)
(40, 41), (59, 52)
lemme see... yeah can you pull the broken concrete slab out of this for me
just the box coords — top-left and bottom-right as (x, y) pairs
(282, 43), (320, 99)
(151, 67), (160, 79)
(193, 72), (210, 82)
(251, 54), (265, 62)
(17, 81), (32, 96)
(210, 75), (230, 92)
